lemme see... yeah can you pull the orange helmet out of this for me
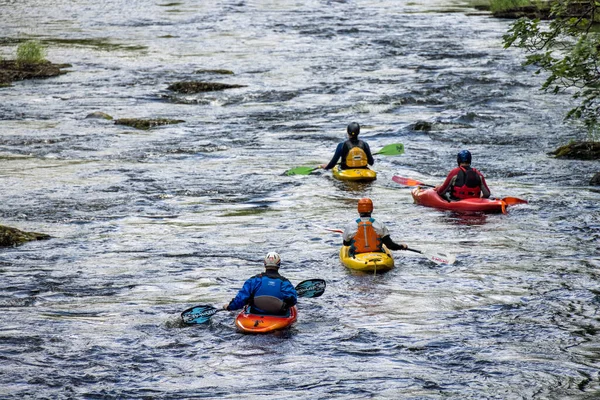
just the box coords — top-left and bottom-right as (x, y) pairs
(357, 198), (373, 214)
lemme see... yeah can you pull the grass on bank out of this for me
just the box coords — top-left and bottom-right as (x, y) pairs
(16, 40), (46, 66)
(489, 0), (534, 13)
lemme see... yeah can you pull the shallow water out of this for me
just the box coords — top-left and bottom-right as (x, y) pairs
(1, 0), (599, 399)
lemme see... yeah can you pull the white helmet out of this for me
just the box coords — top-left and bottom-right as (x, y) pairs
(264, 252), (281, 268)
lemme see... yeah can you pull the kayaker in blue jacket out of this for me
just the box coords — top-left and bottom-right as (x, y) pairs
(223, 252), (298, 316)
(320, 122), (375, 170)
(436, 150), (491, 200)
(343, 198), (407, 256)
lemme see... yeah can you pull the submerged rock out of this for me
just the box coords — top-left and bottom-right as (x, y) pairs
(591, 172), (600, 186)
(194, 69), (234, 75)
(411, 121), (432, 132)
(167, 81), (246, 94)
(0, 60), (71, 85)
(85, 112), (113, 120)
(0, 225), (51, 247)
(551, 141), (600, 160)
(114, 118), (185, 130)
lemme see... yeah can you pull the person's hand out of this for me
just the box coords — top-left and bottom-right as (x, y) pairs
(222, 304), (229, 310)
(319, 164), (326, 169)
(401, 244), (408, 250)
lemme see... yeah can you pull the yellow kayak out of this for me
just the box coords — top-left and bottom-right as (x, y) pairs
(339, 245), (394, 272)
(332, 165), (377, 182)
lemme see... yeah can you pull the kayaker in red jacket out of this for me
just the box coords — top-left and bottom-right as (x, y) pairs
(320, 122), (375, 170)
(343, 198), (407, 256)
(436, 150), (491, 200)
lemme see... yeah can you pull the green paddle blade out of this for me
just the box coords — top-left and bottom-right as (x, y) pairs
(284, 166), (318, 176)
(375, 143), (404, 156)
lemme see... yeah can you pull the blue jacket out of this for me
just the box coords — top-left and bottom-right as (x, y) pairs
(227, 269), (297, 314)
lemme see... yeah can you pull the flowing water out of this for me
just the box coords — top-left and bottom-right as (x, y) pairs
(1, 0), (599, 399)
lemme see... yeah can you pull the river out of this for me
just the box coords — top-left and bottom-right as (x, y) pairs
(1, 0), (599, 399)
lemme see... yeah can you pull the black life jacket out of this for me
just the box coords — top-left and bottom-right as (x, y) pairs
(451, 166), (482, 199)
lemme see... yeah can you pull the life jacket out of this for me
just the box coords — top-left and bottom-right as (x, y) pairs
(451, 166), (482, 199)
(251, 273), (286, 314)
(342, 140), (368, 169)
(350, 218), (382, 254)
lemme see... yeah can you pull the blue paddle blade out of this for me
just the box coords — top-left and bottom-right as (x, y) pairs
(181, 305), (221, 325)
(295, 279), (326, 298)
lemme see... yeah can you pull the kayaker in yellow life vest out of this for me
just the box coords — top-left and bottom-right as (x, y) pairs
(343, 198), (407, 256)
(320, 122), (375, 170)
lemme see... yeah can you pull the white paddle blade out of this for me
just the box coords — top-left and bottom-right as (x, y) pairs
(425, 251), (455, 265)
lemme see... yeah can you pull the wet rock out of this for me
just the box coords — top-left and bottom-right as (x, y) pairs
(0, 225), (51, 247)
(411, 121), (432, 132)
(591, 172), (600, 186)
(167, 81), (246, 94)
(85, 112), (113, 120)
(551, 141), (600, 160)
(0, 60), (71, 85)
(492, 5), (551, 20)
(114, 118), (185, 130)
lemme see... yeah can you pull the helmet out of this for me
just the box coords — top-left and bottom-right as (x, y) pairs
(457, 150), (472, 165)
(347, 122), (360, 137)
(357, 198), (373, 214)
(264, 252), (281, 268)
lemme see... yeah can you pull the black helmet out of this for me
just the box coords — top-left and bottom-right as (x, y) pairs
(347, 122), (360, 137)
(457, 150), (472, 165)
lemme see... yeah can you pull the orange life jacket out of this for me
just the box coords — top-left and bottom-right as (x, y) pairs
(350, 218), (382, 254)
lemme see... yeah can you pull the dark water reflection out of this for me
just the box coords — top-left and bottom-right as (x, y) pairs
(1, 0), (600, 399)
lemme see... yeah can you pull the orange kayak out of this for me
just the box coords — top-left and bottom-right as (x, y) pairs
(235, 306), (298, 334)
(412, 187), (507, 213)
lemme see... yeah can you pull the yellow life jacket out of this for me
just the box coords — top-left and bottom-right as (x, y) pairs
(345, 146), (368, 168)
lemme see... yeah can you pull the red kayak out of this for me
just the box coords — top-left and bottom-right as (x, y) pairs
(412, 187), (507, 213)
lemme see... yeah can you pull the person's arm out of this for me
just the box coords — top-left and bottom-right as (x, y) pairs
(342, 222), (356, 246)
(224, 278), (255, 311)
(436, 168), (459, 196)
(321, 143), (344, 170)
(381, 235), (407, 251)
(478, 171), (491, 198)
(363, 142), (375, 166)
(280, 280), (297, 308)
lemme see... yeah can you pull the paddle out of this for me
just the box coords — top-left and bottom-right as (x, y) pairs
(392, 175), (528, 205)
(284, 143), (404, 176)
(392, 175), (434, 188)
(320, 227), (455, 265)
(181, 278), (326, 325)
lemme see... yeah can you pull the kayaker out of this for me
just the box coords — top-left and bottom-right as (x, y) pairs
(223, 252), (298, 316)
(436, 150), (491, 200)
(320, 122), (375, 170)
(343, 198), (408, 256)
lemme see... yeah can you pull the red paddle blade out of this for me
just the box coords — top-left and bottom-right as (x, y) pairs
(392, 176), (426, 186)
(502, 197), (528, 205)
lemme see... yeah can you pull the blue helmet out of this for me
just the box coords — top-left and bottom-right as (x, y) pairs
(457, 150), (472, 164)
(347, 122), (360, 137)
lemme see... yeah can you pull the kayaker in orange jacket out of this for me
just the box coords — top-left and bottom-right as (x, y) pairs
(342, 198), (407, 256)
(436, 150), (491, 200)
(320, 122), (375, 170)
